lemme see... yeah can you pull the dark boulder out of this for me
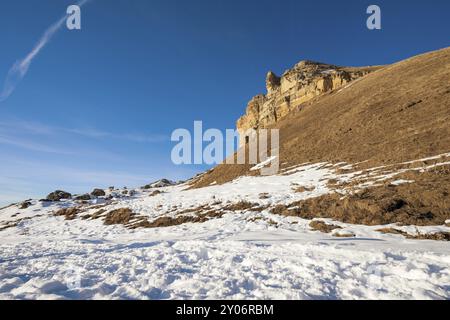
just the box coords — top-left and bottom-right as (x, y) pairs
(75, 194), (91, 201)
(91, 189), (106, 197)
(19, 201), (32, 209)
(46, 190), (72, 202)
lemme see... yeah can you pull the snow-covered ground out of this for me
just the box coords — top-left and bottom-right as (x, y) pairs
(0, 161), (449, 300)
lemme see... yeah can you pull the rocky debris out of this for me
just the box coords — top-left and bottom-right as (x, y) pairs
(91, 189), (106, 197)
(46, 190), (72, 202)
(149, 190), (163, 197)
(237, 61), (378, 144)
(75, 194), (91, 201)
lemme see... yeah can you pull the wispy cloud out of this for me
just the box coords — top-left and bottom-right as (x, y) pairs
(66, 128), (169, 143)
(0, 119), (168, 143)
(0, 0), (90, 102)
(0, 134), (75, 154)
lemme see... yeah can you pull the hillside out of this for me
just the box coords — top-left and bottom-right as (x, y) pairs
(192, 47), (450, 187)
(194, 47), (450, 187)
(0, 47), (449, 300)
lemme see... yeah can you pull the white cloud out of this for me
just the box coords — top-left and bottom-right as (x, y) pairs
(0, 119), (168, 143)
(0, 0), (90, 102)
(0, 134), (75, 154)
(66, 128), (169, 143)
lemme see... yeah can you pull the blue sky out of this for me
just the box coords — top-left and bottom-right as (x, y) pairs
(0, 0), (449, 205)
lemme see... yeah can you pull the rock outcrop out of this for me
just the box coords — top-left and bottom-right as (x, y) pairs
(237, 60), (379, 143)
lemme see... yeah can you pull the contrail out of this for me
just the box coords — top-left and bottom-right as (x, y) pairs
(0, 0), (90, 102)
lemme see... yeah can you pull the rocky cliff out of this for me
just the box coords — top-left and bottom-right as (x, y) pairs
(237, 60), (380, 141)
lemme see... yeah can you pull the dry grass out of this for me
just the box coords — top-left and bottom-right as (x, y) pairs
(104, 208), (133, 225)
(270, 165), (450, 226)
(376, 228), (408, 236)
(309, 220), (342, 233)
(54, 207), (80, 220)
(142, 209), (225, 228)
(332, 231), (356, 238)
(223, 201), (260, 212)
(295, 186), (316, 193)
(377, 228), (450, 241)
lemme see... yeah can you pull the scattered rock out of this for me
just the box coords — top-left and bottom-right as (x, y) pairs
(143, 179), (176, 189)
(149, 190), (163, 197)
(19, 201), (32, 209)
(91, 189), (106, 197)
(46, 190), (72, 202)
(75, 194), (91, 201)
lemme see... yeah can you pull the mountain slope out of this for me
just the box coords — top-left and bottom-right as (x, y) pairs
(0, 47), (449, 300)
(192, 47), (450, 187)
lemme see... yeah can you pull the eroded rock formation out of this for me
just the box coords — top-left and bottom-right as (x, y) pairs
(237, 60), (379, 142)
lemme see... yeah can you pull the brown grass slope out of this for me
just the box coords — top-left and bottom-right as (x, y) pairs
(193, 47), (450, 188)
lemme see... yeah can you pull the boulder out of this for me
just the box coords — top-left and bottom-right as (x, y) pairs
(91, 189), (106, 197)
(143, 179), (176, 189)
(19, 201), (32, 209)
(75, 194), (91, 201)
(46, 190), (72, 202)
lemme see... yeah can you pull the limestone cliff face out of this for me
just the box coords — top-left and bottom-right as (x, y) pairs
(237, 60), (379, 141)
